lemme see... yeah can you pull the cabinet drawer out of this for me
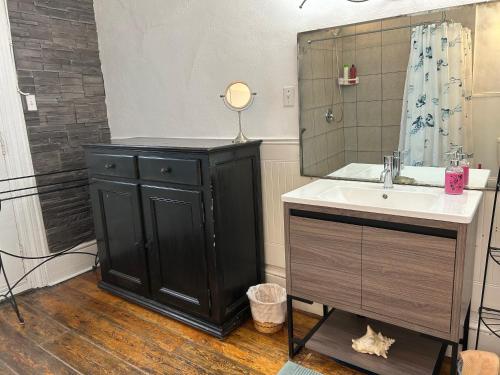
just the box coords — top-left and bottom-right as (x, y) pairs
(138, 156), (201, 186)
(362, 227), (456, 333)
(87, 153), (137, 178)
(289, 216), (362, 306)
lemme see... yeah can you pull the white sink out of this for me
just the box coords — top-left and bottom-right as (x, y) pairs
(282, 179), (483, 223)
(318, 185), (440, 212)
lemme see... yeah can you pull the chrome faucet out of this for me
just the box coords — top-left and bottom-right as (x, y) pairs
(380, 155), (394, 189)
(392, 150), (403, 178)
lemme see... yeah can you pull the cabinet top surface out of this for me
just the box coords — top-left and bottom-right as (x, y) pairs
(282, 179), (483, 224)
(84, 137), (262, 152)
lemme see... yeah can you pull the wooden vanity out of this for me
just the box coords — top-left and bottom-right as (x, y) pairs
(284, 201), (478, 374)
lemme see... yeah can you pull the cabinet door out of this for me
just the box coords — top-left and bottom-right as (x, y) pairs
(141, 186), (209, 317)
(361, 227), (456, 333)
(289, 216), (362, 307)
(90, 179), (149, 295)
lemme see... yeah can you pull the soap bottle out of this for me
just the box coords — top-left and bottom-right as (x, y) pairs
(349, 64), (357, 82)
(343, 64), (349, 82)
(445, 159), (464, 195)
(457, 152), (470, 186)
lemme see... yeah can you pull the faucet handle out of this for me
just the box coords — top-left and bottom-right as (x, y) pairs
(383, 155), (394, 169)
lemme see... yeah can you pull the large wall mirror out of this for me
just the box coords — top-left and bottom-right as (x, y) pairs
(298, 1), (500, 190)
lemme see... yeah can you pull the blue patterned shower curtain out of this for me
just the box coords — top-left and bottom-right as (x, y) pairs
(399, 23), (473, 167)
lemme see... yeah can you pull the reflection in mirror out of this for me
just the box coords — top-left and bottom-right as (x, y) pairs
(298, 2), (499, 189)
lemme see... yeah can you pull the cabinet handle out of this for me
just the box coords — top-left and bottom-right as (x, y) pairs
(160, 167), (172, 175)
(104, 163), (115, 169)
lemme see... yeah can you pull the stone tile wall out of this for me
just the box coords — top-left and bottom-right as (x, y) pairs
(7, 0), (110, 252)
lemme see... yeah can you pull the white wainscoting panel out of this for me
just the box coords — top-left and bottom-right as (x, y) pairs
(260, 140), (311, 277)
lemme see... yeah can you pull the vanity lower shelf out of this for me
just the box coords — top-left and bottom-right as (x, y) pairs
(305, 310), (445, 375)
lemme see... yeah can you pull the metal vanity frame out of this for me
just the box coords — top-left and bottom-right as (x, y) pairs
(287, 295), (471, 375)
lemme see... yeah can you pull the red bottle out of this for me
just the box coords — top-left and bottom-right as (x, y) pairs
(349, 64), (357, 82)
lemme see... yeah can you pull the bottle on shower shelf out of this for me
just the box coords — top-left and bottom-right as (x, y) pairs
(445, 159), (464, 195)
(343, 64), (349, 82)
(457, 152), (471, 186)
(349, 64), (357, 82)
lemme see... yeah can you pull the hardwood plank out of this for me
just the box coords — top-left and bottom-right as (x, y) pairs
(0, 319), (77, 375)
(42, 331), (144, 375)
(0, 358), (18, 374)
(18, 289), (206, 375)
(0, 272), (453, 375)
(174, 340), (260, 375)
(66, 276), (286, 374)
(0, 298), (69, 345)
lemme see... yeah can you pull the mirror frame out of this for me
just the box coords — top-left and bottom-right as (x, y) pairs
(222, 81), (255, 112)
(297, 1), (497, 191)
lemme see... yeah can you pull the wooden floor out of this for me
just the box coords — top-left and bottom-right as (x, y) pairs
(0, 271), (451, 374)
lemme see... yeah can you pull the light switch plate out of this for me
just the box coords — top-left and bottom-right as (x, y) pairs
(283, 86), (295, 107)
(26, 94), (37, 111)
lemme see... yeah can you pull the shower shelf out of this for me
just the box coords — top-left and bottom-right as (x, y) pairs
(338, 77), (359, 86)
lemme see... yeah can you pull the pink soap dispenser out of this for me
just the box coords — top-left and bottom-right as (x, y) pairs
(445, 159), (464, 195)
(458, 152), (471, 187)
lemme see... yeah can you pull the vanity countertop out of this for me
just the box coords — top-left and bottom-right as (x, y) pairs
(282, 179), (483, 224)
(329, 163), (491, 190)
(85, 137), (262, 152)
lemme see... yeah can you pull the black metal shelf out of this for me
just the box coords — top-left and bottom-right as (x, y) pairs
(489, 247), (500, 266)
(475, 169), (500, 349)
(478, 306), (500, 339)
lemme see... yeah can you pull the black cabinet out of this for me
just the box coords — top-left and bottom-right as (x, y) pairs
(85, 138), (263, 337)
(142, 185), (210, 317)
(90, 179), (149, 296)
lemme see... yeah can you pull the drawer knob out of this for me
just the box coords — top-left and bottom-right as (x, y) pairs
(160, 167), (172, 174)
(104, 163), (115, 169)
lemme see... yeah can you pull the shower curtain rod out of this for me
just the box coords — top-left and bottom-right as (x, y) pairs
(307, 13), (454, 44)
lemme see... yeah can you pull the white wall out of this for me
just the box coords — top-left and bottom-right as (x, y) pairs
(94, 0), (484, 141)
(94, 0), (500, 352)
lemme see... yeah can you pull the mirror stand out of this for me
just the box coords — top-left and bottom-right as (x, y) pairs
(233, 112), (250, 144)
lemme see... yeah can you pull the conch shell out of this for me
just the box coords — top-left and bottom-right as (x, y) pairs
(351, 325), (395, 359)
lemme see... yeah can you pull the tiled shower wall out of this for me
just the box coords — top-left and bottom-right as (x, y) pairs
(299, 4), (476, 174)
(7, 0), (110, 252)
(299, 31), (345, 177)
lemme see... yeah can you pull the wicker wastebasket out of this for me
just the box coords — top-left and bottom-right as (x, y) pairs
(247, 283), (287, 334)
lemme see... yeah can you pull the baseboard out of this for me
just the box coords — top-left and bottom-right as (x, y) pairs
(45, 240), (98, 286)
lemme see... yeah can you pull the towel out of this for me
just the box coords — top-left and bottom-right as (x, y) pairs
(459, 350), (500, 375)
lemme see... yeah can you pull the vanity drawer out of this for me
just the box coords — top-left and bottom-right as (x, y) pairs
(87, 153), (137, 178)
(288, 216), (362, 306)
(361, 227), (456, 333)
(138, 156), (201, 186)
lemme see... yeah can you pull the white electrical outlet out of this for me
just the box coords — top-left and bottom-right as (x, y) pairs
(283, 86), (295, 107)
(26, 94), (37, 111)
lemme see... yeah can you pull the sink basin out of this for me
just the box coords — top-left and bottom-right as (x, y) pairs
(282, 179), (483, 223)
(318, 185), (440, 212)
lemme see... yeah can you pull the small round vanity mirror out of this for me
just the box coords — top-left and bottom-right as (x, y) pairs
(223, 82), (254, 111)
(220, 82), (256, 143)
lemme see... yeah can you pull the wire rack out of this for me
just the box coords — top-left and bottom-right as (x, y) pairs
(0, 167), (98, 325)
(475, 169), (500, 347)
